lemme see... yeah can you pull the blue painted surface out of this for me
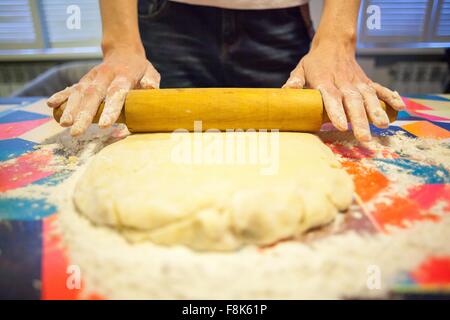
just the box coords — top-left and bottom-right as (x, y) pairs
(32, 170), (72, 186)
(0, 138), (36, 161)
(0, 108), (17, 119)
(396, 111), (428, 121)
(370, 125), (416, 138)
(374, 158), (450, 184)
(0, 97), (43, 106)
(433, 121), (450, 131)
(0, 220), (42, 299)
(405, 94), (450, 102)
(393, 271), (417, 286)
(0, 197), (56, 220)
(0, 110), (48, 124)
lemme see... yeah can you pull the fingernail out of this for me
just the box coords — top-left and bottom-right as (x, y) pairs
(356, 128), (371, 142)
(393, 92), (406, 110)
(47, 97), (55, 106)
(60, 114), (72, 126)
(335, 121), (347, 131)
(375, 111), (389, 128)
(337, 115), (348, 131)
(381, 113), (390, 126)
(99, 115), (110, 127)
(358, 134), (371, 142)
(70, 125), (82, 136)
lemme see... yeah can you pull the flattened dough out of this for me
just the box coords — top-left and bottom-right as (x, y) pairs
(74, 132), (354, 251)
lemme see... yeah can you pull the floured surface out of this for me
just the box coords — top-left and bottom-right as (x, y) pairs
(2, 96), (450, 299)
(2, 126), (447, 299)
(56, 167), (450, 299)
(73, 132), (354, 251)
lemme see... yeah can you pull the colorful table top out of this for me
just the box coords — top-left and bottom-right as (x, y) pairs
(0, 95), (449, 299)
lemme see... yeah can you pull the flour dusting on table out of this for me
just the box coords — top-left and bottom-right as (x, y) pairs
(2, 126), (449, 299)
(53, 166), (450, 299)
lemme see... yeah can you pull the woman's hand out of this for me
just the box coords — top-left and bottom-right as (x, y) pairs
(283, 41), (405, 142)
(47, 50), (160, 136)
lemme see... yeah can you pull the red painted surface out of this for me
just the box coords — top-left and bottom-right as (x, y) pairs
(0, 118), (50, 139)
(41, 215), (80, 300)
(372, 184), (450, 231)
(327, 143), (375, 159)
(41, 215), (104, 300)
(373, 196), (440, 231)
(403, 98), (450, 122)
(412, 256), (450, 286)
(0, 150), (54, 192)
(408, 184), (450, 212)
(403, 98), (434, 111)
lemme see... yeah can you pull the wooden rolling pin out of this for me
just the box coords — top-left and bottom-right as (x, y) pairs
(53, 88), (397, 133)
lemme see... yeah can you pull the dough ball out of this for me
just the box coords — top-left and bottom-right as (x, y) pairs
(74, 132), (354, 251)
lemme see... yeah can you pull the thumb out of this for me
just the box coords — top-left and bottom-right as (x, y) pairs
(282, 64), (306, 89)
(139, 61), (161, 89)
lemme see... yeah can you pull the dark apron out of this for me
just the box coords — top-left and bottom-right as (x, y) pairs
(138, 0), (313, 88)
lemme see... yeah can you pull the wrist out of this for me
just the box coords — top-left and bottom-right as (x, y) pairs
(311, 31), (357, 53)
(101, 39), (145, 58)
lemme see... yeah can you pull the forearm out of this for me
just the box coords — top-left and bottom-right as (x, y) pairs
(99, 0), (144, 55)
(311, 0), (360, 52)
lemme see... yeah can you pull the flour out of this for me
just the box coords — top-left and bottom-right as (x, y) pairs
(319, 130), (450, 218)
(0, 125), (129, 202)
(52, 166), (450, 299)
(319, 130), (450, 169)
(2, 125), (449, 299)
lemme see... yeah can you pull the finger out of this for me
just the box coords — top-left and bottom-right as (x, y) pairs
(70, 72), (113, 136)
(59, 83), (88, 127)
(99, 76), (132, 128)
(59, 69), (99, 126)
(370, 82), (406, 111)
(316, 83), (347, 131)
(282, 66), (306, 89)
(356, 83), (389, 128)
(47, 86), (72, 108)
(47, 66), (99, 109)
(139, 61), (160, 89)
(340, 85), (371, 142)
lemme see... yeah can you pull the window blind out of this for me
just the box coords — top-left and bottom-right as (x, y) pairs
(358, 0), (450, 47)
(0, 0), (37, 45)
(41, 0), (101, 46)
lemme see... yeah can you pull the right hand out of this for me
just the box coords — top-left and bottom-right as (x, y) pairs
(47, 50), (160, 136)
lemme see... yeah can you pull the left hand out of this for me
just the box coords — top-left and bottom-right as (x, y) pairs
(283, 42), (406, 142)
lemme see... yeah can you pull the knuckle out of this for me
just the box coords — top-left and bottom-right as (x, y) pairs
(334, 92), (343, 100)
(341, 87), (358, 96)
(107, 85), (128, 97)
(342, 87), (362, 100)
(114, 75), (131, 87)
(85, 84), (103, 97)
(96, 64), (110, 74)
(357, 83), (376, 95)
(318, 84), (342, 100)
(72, 83), (84, 92)
(370, 82), (384, 92)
